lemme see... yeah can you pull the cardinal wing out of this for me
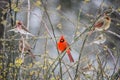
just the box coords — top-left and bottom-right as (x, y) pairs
(66, 42), (71, 50)
(94, 21), (104, 28)
(22, 25), (30, 32)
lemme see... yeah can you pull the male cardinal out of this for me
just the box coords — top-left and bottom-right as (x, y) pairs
(8, 21), (34, 36)
(89, 14), (111, 34)
(19, 39), (35, 58)
(57, 35), (74, 62)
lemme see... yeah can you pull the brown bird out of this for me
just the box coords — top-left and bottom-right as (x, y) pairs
(94, 14), (111, 31)
(89, 14), (111, 34)
(19, 39), (35, 58)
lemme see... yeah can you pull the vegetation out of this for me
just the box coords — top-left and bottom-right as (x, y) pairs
(0, 0), (120, 80)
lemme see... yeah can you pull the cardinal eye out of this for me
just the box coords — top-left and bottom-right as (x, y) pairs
(98, 37), (102, 39)
(60, 39), (64, 42)
(105, 17), (109, 20)
(18, 22), (22, 25)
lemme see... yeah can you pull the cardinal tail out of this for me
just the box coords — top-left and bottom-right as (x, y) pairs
(66, 50), (74, 62)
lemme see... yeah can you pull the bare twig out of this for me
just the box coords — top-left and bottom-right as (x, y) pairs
(74, 9), (82, 39)
(74, 35), (88, 80)
(62, 61), (73, 80)
(74, 0), (105, 79)
(41, 0), (62, 79)
(26, 0), (30, 39)
(107, 30), (120, 39)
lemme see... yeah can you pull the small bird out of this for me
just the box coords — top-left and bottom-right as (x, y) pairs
(8, 21), (34, 36)
(89, 34), (106, 45)
(19, 39), (35, 58)
(89, 14), (111, 34)
(57, 35), (74, 62)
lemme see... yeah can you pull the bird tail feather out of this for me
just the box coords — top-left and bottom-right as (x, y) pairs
(66, 50), (74, 62)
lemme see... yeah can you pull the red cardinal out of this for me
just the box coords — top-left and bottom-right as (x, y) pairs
(57, 35), (74, 62)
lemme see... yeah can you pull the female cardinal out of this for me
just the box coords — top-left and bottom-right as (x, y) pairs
(8, 21), (34, 36)
(57, 35), (74, 62)
(89, 34), (106, 45)
(19, 39), (35, 58)
(89, 14), (111, 34)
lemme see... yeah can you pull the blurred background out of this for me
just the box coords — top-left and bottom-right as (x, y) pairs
(0, 0), (120, 80)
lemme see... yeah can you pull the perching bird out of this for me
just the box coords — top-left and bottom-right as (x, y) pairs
(94, 14), (111, 31)
(89, 14), (111, 34)
(8, 21), (34, 36)
(89, 34), (106, 45)
(19, 39), (35, 58)
(57, 35), (74, 62)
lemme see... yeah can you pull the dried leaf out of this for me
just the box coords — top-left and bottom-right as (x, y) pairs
(76, 31), (80, 36)
(30, 71), (34, 75)
(117, 8), (120, 12)
(15, 57), (23, 67)
(35, 1), (42, 6)
(57, 23), (62, 29)
(14, 7), (20, 12)
(84, 0), (90, 3)
(1, 20), (7, 26)
(56, 5), (61, 10)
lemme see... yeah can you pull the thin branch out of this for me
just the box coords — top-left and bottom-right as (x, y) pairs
(74, 34), (88, 80)
(9, 0), (14, 26)
(41, 0), (62, 79)
(107, 30), (120, 39)
(14, 0), (19, 23)
(62, 61), (73, 80)
(43, 37), (48, 77)
(74, 0), (105, 79)
(26, 0), (30, 39)
(74, 9), (82, 39)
